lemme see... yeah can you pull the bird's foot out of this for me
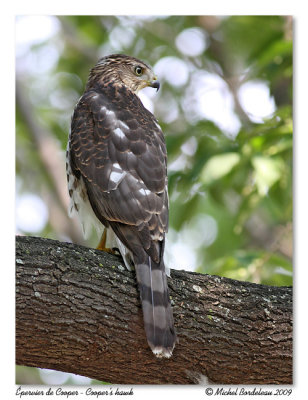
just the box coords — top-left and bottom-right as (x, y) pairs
(96, 230), (116, 254)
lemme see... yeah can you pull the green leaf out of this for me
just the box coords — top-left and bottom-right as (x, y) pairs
(201, 153), (240, 184)
(251, 156), (284, 196)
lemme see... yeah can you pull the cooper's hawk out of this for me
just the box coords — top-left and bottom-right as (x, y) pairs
(66, 54), (177, 357)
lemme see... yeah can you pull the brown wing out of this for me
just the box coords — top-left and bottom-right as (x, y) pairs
(69, 85), (168, 263)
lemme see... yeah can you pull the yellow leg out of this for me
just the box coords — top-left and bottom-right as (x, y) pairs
(96, 230), (116, 254)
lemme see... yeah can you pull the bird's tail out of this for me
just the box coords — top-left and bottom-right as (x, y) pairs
(135, 256), (177, 358)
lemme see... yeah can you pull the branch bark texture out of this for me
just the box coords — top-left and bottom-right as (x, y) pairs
(16, 236), (293, 385)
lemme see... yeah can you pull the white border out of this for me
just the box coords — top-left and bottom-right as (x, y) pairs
(3, 2), (306, 398)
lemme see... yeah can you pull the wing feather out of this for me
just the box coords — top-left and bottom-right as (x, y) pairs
(69, 86), (168, 261)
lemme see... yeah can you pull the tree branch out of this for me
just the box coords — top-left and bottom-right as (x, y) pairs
(16, 235), (292, 385)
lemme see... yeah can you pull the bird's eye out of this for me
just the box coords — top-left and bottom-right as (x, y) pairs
(135, 66), (143, 76)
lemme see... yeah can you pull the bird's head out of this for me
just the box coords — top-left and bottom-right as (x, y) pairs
(87, 54), (160, 94)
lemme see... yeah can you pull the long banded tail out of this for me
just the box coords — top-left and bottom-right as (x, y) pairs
(135, 257), (176, 358)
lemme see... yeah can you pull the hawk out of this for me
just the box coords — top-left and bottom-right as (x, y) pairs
(66, 54), (177, 357)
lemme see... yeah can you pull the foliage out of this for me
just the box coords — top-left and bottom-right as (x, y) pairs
(16, 15), (292, 285)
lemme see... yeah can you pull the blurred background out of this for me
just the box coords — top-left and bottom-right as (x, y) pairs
(16, 15), (293, 384)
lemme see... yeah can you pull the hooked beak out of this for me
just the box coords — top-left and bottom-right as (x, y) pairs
(148, 80), (160, 92)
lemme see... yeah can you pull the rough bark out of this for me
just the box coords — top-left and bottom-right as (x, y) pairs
(16, 235), (293, 385)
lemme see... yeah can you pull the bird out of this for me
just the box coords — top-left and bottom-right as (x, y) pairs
(66, 54), (177, 358)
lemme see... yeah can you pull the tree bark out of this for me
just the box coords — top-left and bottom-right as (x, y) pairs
(16, 235), (293, 385)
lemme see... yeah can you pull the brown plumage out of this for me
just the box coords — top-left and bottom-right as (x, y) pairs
(66, 54), (177, 357)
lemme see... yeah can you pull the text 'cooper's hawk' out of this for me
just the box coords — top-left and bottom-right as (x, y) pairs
(66, 54), (177, 357)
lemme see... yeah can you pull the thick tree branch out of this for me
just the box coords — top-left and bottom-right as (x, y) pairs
(16, 235), (292, 385)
